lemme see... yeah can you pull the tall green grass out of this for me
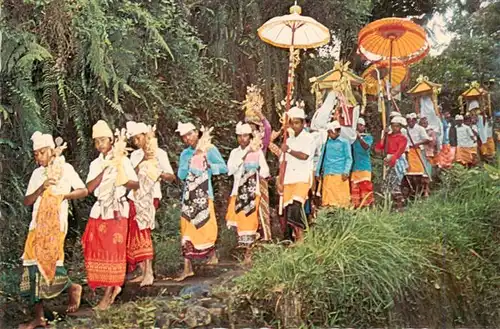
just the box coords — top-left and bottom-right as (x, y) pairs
(236, 165), (500, 327)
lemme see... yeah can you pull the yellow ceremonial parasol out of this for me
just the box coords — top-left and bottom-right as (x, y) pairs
(258, 1), (330, 212)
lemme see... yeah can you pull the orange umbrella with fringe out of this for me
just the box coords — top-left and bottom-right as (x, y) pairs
(358, 18), (430, 64)
(362, 60), (409, 96)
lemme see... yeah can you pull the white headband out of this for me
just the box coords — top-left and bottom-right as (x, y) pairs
(31, 131), (55, 151)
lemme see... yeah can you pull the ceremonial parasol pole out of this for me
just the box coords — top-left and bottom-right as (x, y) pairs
(258, 1), (330, 214)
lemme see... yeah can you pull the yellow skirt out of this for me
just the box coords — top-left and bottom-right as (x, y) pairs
(407, 148), (425, 175)
(283, 182), (310, 207)
(322, 174), (350, 208)
(456, 146), (477, 165)
(480, 137), (496, 157)
(180, 199), (218, 251)
(23, 230), (66, 265)
(226, 196), (261, 238)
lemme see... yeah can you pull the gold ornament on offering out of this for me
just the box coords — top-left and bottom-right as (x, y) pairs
(197, 126), (214, 153)
(242, 85), (265, 121)
(47, 137), (68, 184)
(101, 128), (133, 186)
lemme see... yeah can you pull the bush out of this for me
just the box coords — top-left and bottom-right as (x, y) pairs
(235, 166), (500, 328)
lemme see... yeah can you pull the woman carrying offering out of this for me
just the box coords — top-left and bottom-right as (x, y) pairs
(226, 122), (270, 264)
(19, 132), (88, 329)
(175, 122), (228, 281)
(82, 120), (139, 310)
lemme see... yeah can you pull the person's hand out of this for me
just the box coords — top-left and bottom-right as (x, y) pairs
(341, 174), (349, 181)
(281, 143), (289, 153)
(195, 149), (204, 156)
(43, 178), (57, 190)
(254, 108), (264, 119)
(277, 180), (284, 194)
(383, 157), (390, 166)
(356, 131), (361, 139)
(144, 151), (155, 161)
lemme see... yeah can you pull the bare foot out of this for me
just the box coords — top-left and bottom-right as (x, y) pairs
(173, 271), (194, 282)
(139, 273), (154, 287)
(206, 254), (218, 265)
(18, 318), (46, 329)
(66, 284), (82, 313)
(128, 274), (144, 283)
(109, 286), (122, 305)
(93, 296), (111, 311)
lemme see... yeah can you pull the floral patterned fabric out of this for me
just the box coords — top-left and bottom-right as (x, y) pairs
(235, 171), (258, 217)
(181, 171), (211, 229)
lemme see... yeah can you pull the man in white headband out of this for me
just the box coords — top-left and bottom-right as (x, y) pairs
(126, 121), (175, 287)
(350, 117), (374, 208)
(315, 120), (352, 209)
(454, 114), (477, 167)
(20, 132), (88, 328)
(280, 106), (315, 242)
(175, 121), (228, 281)
(405, 112), (431, 197)
(83, 120), (139, 310)
(226, 122), (269, 263)
(375, 116), (409, 211)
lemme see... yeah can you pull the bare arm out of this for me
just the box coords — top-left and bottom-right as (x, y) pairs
(124, 180), (139, 190)
(86, 171), (105, 194)
(160, 172), (175, 182)
(288, 150), (309, 160)
(24, 184), (46, 206)
(64, 188), (88, 200)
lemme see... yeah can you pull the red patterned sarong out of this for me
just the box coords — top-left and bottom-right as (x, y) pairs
(126, 200), (157, 272)
(82, 214), (128, 289)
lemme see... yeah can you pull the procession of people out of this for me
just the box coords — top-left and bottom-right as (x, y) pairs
(16, 7), (499, 329)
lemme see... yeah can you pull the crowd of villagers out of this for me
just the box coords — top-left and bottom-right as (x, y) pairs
(17, 82), (498, 328)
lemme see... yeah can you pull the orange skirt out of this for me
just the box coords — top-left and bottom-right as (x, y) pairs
(322, 174), (350, 208)
(350, 171), (373, 208)
(480, 137), (496, 157)
(283, 182), (310, 207)
(126, 200), (159, 271)
(82, 214), (128, 289)
(407, 148), (425, 175)
(456, 146), (477, 165)
(226, 196), (261, 245)
(437, 144), (456, 169)
(180, 199), (217, 260)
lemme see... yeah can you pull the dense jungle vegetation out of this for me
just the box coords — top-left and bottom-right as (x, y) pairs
(0, 0), (499, 327)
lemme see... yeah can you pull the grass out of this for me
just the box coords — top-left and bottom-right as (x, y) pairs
(235, 164), (500, 328)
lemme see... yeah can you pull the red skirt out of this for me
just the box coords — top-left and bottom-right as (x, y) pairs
(126, 200), (159, 271)
(82, 213), (129, 290)
(351, 180), (374, 208)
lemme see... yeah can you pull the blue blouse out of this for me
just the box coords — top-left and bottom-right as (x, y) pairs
(352, 134), (373, 172)
(177, 146), (228, 199)
(315, 137), (352, 176)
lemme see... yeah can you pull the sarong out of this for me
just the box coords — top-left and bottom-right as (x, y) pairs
(127, 200), (154, 272)
(383, 156), (408, 200)
(437, 144), (455, 169)
(181, 200), (217, 260)
(82, 215), (128, 289)
(226, 196), (261, 246)
(283, 182), (310, 207)
(20, 265), (71, 305)
(456, 146), (477, 165)
(351, 171), (374, 208)
(480, 137), (496, 158)
(321, 175), (351, 208)
(407, 148), (425, 175)
(258, 177), (272, 241)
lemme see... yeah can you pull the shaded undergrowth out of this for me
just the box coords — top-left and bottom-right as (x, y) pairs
(235, 165), (500, 327)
